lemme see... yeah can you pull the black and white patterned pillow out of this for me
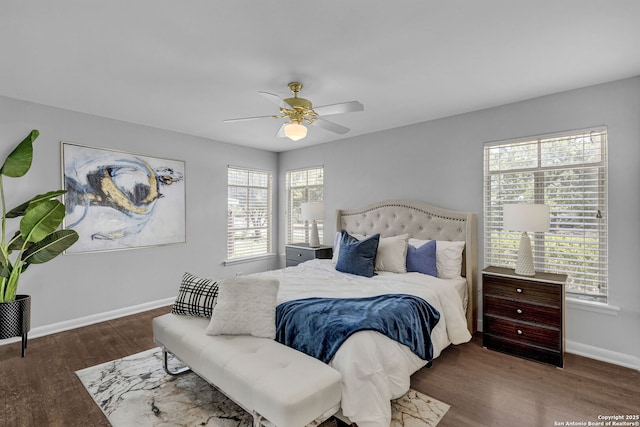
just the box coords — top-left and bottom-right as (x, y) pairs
(172, 272), (218, 317)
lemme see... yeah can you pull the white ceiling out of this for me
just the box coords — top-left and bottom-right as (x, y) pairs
(2, 1), (640, 152)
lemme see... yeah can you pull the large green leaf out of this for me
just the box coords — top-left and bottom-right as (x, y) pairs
(20, 200), (65, 243)
(6, 230), (30, 253)
(22, 229), (79, 265)
(0, 130), (38, 177)
(6, 190), (68, 218)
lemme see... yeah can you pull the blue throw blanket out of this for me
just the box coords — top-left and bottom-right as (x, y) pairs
(275, 294), (440, 364)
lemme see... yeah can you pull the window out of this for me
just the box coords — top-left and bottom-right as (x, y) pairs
(227, 166), (272, 260)
(286, 166), (324, 244)
(484, 128), (608, 303)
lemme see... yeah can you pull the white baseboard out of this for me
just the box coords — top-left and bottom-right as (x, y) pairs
(566, 339), (640, 371)
(0, 297), (175, 346)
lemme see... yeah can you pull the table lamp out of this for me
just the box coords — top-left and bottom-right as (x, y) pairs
(301, 202), (324, 248)
(503, 203), (550, 276)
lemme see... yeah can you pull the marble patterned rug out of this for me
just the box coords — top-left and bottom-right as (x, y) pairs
(76, 347), (450, 427)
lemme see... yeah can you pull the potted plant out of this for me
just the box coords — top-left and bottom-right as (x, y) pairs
(0, 130), (79, 356)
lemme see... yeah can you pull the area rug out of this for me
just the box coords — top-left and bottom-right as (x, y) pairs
(76, 347), (450, 427)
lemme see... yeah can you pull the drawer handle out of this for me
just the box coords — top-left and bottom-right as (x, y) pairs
(516, 308), (523, 314)
(516, 288), (523, 293)
(297, 253), (302, 257)
(517, 329), (523, 335)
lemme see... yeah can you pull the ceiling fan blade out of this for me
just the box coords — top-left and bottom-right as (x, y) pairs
(223, 115), (274, 123)
(259, 91), (292, 110)
(275, 123), (287, 138)
(310, 118), (350, 135)
(313, 101), (364, 116)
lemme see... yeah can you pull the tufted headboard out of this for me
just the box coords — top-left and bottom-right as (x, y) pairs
(336, 199), (478, 333)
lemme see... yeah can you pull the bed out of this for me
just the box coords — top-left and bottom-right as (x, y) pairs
(257, 199), (478, 426)
(155, 198), (478, 427)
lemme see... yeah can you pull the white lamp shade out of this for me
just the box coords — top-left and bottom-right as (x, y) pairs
(284, 122), (307, 141)
(503, 204), (550, 232)
(301, 202), (325, 220)
(503, 203), (549, 276)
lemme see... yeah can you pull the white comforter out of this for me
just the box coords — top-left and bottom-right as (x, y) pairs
(255, 259), (472, 427)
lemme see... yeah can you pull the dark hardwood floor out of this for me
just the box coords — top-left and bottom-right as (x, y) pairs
(1, 306), (638, 427)
(413, 336), (639, 427)
(0, 306), (172, 427)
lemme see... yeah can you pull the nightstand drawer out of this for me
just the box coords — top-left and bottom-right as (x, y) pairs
(484, 276), (561, 307)
(286, 247), (317, 263)
(484, 296), (561, 328)
(483, 334), (563, 367)
(285, 244), (333, 267)
(484, 316), (561, 351)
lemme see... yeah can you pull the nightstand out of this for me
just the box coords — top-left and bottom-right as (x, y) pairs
(285, 243), (333, 267)
(482, 266), (567, 367)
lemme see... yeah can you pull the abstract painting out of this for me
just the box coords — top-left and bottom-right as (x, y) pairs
(61, 143), (186, 253)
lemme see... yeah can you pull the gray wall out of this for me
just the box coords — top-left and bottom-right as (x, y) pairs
(0, 96), (279, 329)
(279, 76), (640, 367)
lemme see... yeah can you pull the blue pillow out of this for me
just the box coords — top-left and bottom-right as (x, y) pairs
(335, 230), (380, 278)
(406, 240), (437, 276)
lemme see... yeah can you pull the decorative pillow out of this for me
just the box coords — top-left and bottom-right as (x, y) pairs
(374, 234), (409, 273)
(332, 231), (367, 263)
(408, 239), (466, 278)
(406, 239), (437, 276)
(171, 272), (218, 317)
(435, 240), (466, 278)
(205, 277), (280, 338)
(335, 230), (380, 278)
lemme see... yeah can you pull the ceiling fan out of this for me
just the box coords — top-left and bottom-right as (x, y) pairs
(224, 82), (364, 141)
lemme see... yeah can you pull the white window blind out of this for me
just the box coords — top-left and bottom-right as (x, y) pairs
(285, 166), (324, 244)
(227, 166), (272, 260)
(484, 128), (608, 303)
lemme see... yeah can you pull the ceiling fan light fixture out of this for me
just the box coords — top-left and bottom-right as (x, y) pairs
(224, 82), (363, 142)
(284, 122), (307, 141)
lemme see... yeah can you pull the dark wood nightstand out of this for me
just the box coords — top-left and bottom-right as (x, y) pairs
(285, 243), (333, 267)
(482, 266), (567, 367)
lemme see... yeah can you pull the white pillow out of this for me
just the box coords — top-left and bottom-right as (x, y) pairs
(408, 238), (465, 279)
(331, 231), (341, 263)
(205, 276), (280, 338)
(435, 240), (466, 278)
(374, 234), (409, 273)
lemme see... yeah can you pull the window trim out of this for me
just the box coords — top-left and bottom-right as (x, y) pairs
(226, 165), (273, 261)
(566, 297), (619, 316)
(483, 127), (608, 303)
(223, 253), (277, 266)
(285, 165), (324, 245)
